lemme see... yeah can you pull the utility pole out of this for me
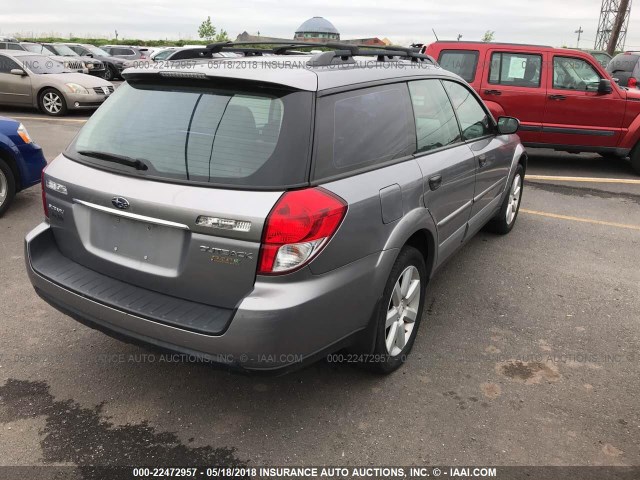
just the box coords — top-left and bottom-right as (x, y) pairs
(606, 0), (630, 54)
(457, 34), (463, 41)
(575, 26), (584, 47)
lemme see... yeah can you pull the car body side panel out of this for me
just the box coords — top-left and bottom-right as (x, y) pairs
(310, 159), (424, 274)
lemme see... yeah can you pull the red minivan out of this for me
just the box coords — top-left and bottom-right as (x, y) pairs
(422, 41), (640, 173)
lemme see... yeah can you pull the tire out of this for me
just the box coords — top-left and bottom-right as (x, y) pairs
(366, 246), (427, 374)
(631, 146), (640, 175)
(0, 158), (17, 217)
(486, 164), (524, 235)
(103, 66), (116, 81)
(38, 88), (67, 116)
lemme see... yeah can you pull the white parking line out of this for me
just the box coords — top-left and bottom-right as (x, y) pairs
(8, 116), (88, 124)
(520, 209), (640, 231)
(526, 175), (640, 185)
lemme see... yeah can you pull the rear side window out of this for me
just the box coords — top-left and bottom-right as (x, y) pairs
(408, 79), (461, 153)
(443, 81), (492, 141)
(313, 84), (416, 180)
(438, 50), (479, 82)
(68, 81), (313, 189)
(489, 52), (542, 87)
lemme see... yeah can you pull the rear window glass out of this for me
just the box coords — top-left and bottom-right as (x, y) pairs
(438, 50), (479, 82)
(313, 84), (416, 180)
(68, 81), (313, 189)
(608, 54), (639, 73)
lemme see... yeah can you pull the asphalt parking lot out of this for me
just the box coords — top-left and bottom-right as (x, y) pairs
(1, 101), (639, 469)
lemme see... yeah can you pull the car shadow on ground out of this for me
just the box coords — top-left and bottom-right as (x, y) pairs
(525, 148), (637, 178)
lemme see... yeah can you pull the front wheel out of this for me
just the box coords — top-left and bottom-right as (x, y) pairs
(39, 88), (67, 116)
(366, 246), (426, 374)
(0, 158), (17, 216)
(486, 164), (524, 235)
(103, 66), (116, 81)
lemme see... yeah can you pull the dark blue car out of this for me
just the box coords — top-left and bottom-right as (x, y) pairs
(0, 117), (47, 215)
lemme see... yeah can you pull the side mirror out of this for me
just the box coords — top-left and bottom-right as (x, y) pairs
(10, 68), (26, 76)
(497, 116), (519, 135)
(86, 53), (93, 58)
(598, 78), (613, 94)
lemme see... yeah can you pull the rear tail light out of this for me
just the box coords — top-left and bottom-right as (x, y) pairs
(257, 188), (347, 275)
(628, 77), (638, 88)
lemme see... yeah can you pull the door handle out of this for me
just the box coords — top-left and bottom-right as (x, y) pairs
(428, 175), (442, 191)
(478, 154), (487, 167)
(484, 89), (502, 95)
(549, 94), (567, 100)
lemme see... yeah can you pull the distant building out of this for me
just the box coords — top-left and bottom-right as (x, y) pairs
(235, 31), (290, 43)
(294, 17), (340, 43)
(342, 38), (387, 46)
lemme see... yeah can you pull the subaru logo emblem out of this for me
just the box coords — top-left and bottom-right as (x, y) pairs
(112, 196), (130, 210)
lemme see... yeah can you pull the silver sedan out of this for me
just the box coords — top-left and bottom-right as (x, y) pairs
(0, 50), (114, 116)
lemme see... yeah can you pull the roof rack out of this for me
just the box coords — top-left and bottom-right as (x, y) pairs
(203, 41), (437, 66)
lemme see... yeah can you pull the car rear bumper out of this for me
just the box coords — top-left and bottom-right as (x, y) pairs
(25, 222), (396, 371)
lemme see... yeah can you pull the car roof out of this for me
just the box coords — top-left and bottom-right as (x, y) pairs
(123, 54), (454, 92)
(0, 50), (42, 58)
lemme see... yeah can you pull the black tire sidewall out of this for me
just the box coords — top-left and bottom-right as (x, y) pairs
(491, 164), (525, 234)
(104, 66), (115, 81)
(631, 146), (640, 175)
(0, 158), (17, 216)
(39, 88), (67, 116)
(370, 246), (427, 373)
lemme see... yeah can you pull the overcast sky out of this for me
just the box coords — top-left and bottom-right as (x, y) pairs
(4, 0), (640, 49)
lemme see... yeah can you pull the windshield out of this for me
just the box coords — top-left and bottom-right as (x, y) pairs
(50, 44), (80, 56)
(86, 45), (111, 57)
(22, 44), (55, 55)
(153, 49), (174, 60)
(19, 55), (66, 74)
(68, 81), (313, 189)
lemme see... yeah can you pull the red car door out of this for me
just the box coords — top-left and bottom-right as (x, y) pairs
(479, 48), (547, 143)
(541, 54), (626, 147)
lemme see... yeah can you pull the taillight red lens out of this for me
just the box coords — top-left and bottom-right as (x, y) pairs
(258, 187), (347, 275)
(629, 77), (638, 88)
(41, 168), (48, 218)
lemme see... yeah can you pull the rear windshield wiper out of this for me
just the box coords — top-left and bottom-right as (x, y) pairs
(77, 150), (149, 171)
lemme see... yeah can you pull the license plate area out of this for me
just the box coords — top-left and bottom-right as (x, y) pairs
(89, 210), (186, 270)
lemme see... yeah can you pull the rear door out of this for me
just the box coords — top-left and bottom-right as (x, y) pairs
(46, 80), (314, 309)
(0, 54), (32, 105)
(542, 54), (626, 147)
(480, 49), (546, 143)
(407, 78), (476, 263)
(442, 80), (511, 227)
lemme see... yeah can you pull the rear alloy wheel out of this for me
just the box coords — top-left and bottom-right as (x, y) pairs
(367, 246), (426, 374)
(39, 88), (67, 116)
(486, 164), (524, 235)
(0, 158), (17, 216)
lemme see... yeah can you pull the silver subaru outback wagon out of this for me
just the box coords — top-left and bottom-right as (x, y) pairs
(25, 44), (526, 373)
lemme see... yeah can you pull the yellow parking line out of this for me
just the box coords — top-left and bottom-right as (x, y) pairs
(526, 175), (640, 185)
(520, 209), (640, 231)
(8, 116), (87, 124)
